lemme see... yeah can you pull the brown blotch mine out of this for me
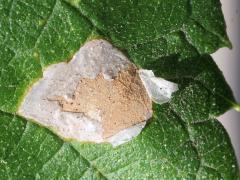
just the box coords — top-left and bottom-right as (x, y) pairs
(53, 65), (152, 138)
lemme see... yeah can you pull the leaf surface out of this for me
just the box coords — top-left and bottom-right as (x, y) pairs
(0, 106), (238, 179)
(0, 0), (239, 179)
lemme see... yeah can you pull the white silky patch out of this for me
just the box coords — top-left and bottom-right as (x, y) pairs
(139, 70), (179, 104)
(18, 39), (178, 146)
(108, 122), (146, 146)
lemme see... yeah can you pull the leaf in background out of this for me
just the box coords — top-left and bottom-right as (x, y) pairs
(0, 0), (239, 179)
(66, 0), (231, 55)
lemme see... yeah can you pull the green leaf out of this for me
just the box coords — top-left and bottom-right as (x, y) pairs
(0, 0), (93, 112)
(0, 0), (239, 179)
(134, 55), (236, 121)
(0, 111), (104, 179)
(66, 0), (231, 55)
(0, 106), (239, 179)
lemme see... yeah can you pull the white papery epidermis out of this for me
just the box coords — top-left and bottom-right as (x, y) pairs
(18, 39), (178, 146)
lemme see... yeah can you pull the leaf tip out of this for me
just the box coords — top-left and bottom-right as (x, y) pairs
(225, 39), (233, 49)
(233, 103), (240, 112)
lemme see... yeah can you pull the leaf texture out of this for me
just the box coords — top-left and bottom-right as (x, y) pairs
(0, 0), (239, 179)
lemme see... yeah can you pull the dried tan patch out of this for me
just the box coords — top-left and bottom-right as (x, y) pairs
(53, 65), (152, 138)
